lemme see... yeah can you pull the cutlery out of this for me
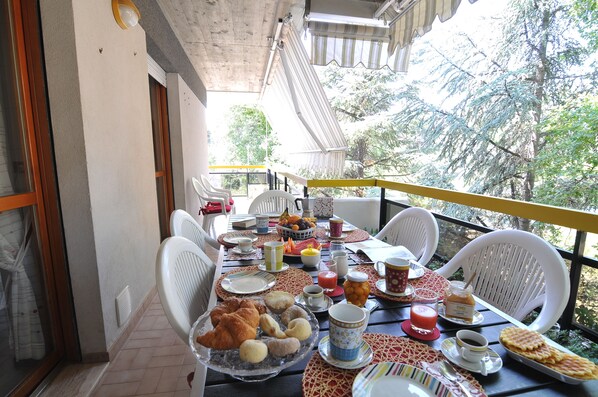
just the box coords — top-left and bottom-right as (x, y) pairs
(439, 360), (473, 397)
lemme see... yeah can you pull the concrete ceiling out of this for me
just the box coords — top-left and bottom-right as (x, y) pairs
(157, 0), (305, 93)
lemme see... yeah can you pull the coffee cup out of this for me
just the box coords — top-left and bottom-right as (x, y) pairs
(263, 241), (284, 271)
(374, 257), (410, 294)
(331, 250), (348, 279)
(237, 237), (253, 253)
(329, 218), (344, 238)
(456, 330), (488, 362)
(328, 303), (367, 361)
(256, 215), (269, 234)
(302, 285), (325, 308)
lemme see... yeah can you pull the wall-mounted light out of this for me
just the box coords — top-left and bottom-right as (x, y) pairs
(112, 0), (140, 30)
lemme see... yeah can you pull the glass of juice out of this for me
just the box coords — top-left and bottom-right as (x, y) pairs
(410, 288), (439, 335)
(318, 260), (338, 294)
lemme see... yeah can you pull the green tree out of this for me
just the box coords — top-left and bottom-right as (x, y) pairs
(225, 105), (278, 165)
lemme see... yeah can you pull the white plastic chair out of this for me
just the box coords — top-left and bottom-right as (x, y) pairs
(248, 190), (299, 215)
(170, 209), (220, 251)
(191, 177), (231, 236)
(374, 207), (439, 265)
(156, 236), (216, 342)
(200, 174), (236, 214)
(435, 229), (570, 333)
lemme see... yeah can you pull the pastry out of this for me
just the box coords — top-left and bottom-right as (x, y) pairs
(239, 340), (268, 364)
(280, 305), (308, 326)
(259, 313), (287, 339)
(284, 318), (311, 341)
(267, 337), (300, 357)
(210, 297), (266, 326)
(264, 291), (295, 314)
(197, 302), (260, 349)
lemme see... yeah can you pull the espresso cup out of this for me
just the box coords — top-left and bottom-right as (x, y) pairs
(329, 218), (344, 238)
(263, 241), (284, 271)
(256, 215), (269, 234)
(331, 250), (348, 279)
(374, 257), (410, 293)
(456, 330), (488, 362)
(237, 237), (253, 253)
(328, 303), (367, 361)
(302, 285), (325, 308)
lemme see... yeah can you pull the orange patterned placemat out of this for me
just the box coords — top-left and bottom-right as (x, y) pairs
(355, 265), (450, 303)
(302, 333), (485, 397)
(215, 265), (314, 300)
(218, 232), (281, 248)
(313, 228), (371, 243)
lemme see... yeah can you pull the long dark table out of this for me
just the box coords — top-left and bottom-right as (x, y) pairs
(191, 223), (598, 397)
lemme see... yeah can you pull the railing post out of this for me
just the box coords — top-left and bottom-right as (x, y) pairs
(303, 185), (308, 198)
(561, 230), (587, 329)
(379, 187), (387, 232)
(284, 176), (288, 192)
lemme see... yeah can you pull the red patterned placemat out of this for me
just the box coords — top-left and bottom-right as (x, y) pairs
(215, 265), (314, 300)
(218, 232), (282, 248)
(302, 333), (485, 397)
(355, 265), (450, 303)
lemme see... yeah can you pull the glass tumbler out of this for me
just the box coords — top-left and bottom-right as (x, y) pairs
(410, 288), (439, 335)
(318, 260), (338, 294)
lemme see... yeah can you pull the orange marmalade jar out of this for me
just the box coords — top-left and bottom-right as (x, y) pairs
(444, 281), (475, 321)
(343, 271), (370, 307)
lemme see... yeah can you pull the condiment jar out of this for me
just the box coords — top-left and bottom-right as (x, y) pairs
(444, 281), (475, 321)
(343, 271), (370, 307)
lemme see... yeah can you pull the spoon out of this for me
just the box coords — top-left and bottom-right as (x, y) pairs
(438, 361), (473, 397)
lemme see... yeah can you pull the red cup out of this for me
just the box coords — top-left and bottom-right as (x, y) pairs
(329, 218), (344, 238)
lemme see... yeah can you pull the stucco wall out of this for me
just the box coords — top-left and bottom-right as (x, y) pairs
(41, 0), (160, 357)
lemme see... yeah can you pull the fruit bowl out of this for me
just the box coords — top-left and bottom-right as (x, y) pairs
(276, 224), (315, 240)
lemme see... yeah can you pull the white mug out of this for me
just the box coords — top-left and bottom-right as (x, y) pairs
(331, 250), (348, 278)
(237, 237), (253, 252)
(263, 241), (284, 271)
(456, 330), (488, 362)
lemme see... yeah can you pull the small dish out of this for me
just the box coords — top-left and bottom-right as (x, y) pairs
(318, 336), (373, 370)
(223, 232), (258, 245)
(295, 294), (333, 313)
(254, 230), (272, 235)
(230, 246), (257, 255)
(326, 232), (348, 240)
(220, 270), (276, 294)
(375, 279), (414, 297)
(441, 337), (502, 375)
(325, 224), (357, 232)
(257, 262), (289, 273)
(437, 303), (484, 326)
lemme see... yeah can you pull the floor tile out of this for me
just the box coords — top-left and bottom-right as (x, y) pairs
(101, 368), (146, 384)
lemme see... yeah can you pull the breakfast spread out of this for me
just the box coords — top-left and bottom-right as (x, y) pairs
(500, 326), (598, 380)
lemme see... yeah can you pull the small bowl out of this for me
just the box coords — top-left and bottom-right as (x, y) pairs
(301, 248), (321, 268)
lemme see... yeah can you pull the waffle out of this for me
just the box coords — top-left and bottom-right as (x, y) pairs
(537, 346), (566, 365)
(508, 342), (553, 361)
(499, 327), (545, 351)
(545, 354), (598, 378)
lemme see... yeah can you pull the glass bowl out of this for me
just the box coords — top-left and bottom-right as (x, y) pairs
(189, 300), (319, 382)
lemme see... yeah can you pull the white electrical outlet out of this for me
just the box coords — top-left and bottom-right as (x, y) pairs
(116, 285), (131, 327)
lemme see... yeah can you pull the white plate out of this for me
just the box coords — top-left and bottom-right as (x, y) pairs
(223, 232), (258, 245)
(499, 339), (587, 384)
(318, 336), (373, 370)
(326, 232), (348, 240)
(437, 303), (484, 326)
(257, 262), (289, 273)
(220, 270), (276, 294)
(441, 338), (502, 375)
(353, 362), (453, 397)
(230, 247), (257, 255)
(295, 294), (333, 313)
(375, 279), (414, 297)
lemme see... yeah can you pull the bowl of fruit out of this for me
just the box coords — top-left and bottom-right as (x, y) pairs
(276, 210), (316, 240)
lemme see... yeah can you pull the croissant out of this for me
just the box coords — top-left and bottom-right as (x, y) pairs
(197, 304), (260, 350)
(210, 297), (266, 326)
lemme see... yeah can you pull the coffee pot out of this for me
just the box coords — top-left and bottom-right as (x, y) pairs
(295, 197), (313, 212)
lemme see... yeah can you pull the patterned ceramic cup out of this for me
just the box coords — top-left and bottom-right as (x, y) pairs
(328, 303), (367, 361)
(256, 215), (269, 234)
(375, 257), (410, 293)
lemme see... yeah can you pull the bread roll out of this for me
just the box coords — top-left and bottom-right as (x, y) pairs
(264, 291), (295, 314)
(267, 337), (300, 357)
(259, 313), (287, 339)
(284, 318), (311, 341)
(239, 340), (268, 364)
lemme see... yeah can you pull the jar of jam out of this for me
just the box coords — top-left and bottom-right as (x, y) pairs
(444, 281), (475, 321)
(343, 271), (370, 307)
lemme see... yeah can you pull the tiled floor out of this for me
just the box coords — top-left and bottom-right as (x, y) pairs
(91, 293), (195, 397)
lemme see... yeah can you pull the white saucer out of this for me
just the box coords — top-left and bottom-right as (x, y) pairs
(295, 294), (333, 313)
(339, 299), (379, 313)
(254, 230), (272, 235)
(375, 279), (414, 297)
(257, 262), (289, 273)
(438, 303), (484, 326)
(230, 247), (257, 255)
(318, 336), (373, 370)
(440, 337), (502, 375)
(327, 232), (348, 240)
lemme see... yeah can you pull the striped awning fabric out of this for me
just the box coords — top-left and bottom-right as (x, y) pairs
(387, 0), (479, 53)
(309, 21), (411, 72)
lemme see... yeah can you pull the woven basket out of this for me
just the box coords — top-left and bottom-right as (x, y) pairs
(276, 224), (315, 240)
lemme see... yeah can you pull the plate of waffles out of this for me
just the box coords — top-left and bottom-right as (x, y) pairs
(499, 326), (598, 384)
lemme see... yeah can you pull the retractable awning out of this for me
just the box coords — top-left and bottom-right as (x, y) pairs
(260, 23), (347, 176)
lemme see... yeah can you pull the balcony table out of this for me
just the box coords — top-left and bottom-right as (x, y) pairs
(190, 215), (598, 397)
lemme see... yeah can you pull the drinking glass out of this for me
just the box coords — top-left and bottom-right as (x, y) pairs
(410, 288), (438, 335)
(318, 260), (338, 294)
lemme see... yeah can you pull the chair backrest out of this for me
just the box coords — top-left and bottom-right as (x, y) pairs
(435, 229), (569, 333)
(191, 177), (209, 206)
(248, 190), (298, 214)
(374, 207), (439, 265)
(170, 209), (220, 250)
(156, 236), (216, 342)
